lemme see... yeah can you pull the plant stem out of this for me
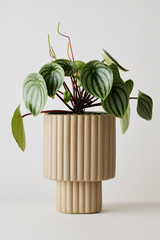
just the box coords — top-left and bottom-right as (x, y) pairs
(63, 82), (76, 106)
(22, 110), (76, 118)
(56, 93), (74, 111)
(83, 102), (101, 109)
(129, 97), (138, 100)
(58, 24), (74, 61)
(58, 90), (64, 95)
(80, 95), (96, 105)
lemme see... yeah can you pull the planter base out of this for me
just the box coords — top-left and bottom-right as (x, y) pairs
(56, 181), (102, 214)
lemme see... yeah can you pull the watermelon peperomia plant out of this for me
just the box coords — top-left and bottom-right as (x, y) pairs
(11, 23), (153, 151)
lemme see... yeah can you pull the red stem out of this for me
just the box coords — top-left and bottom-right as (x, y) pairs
(129, 97), (138, 100)
(56, 93), (74, 111)
(22, 110), (76, 118)
(83, 102), (102, 109)
(58, 27), (74, 62)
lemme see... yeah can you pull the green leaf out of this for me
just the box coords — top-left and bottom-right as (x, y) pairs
(23, 73), (48, 116)
(54, 59), (77, 76)
(47, 34), (57, 59)
(11, 104), (26, 151)
(101, 81), (129, 118)
(74, 60), (85, 86)
(109, 63), (124, 83)
(102, 49), (129, 72)
(125, 79), (134, 95)
(120, 104), (130, 134)
(137, 91), (153, 120)
(80, 60), (113, 100)
(64, 90), (71, 103)
(39, 62), (64, 97)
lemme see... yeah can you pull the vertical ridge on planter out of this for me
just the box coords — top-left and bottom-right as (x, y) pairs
(57, 115), (64, 180)
(84, 116), (91, 180)
(112, 117), (116, 177)
(97, 115), (104, 180)
(108, 116), (115, 178)
(63, 115), (70, 181)
(103, 115), (109, 179)
(85, 182), (91, 213)
(51, 115), (57, 179)
(91, 115), (98, 181)
(73, 182), (79, 213)
(47, 115), (52, 179)
(77, 116), (84, 181)
(70, 116), (77, 181)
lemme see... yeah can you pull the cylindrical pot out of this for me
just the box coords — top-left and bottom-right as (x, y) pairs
(43, 112), (116, 214)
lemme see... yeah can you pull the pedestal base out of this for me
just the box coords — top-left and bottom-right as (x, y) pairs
(56, 181), (102, 214)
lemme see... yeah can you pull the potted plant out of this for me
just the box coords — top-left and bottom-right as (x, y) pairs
(11, 23), (153, 214)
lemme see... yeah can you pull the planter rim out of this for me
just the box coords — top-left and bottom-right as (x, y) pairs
(45, 111), (108, 116)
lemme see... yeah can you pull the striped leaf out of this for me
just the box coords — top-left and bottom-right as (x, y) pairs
(120, 104), (130, 134)
(125, 79), (134, 95)
(54, 59), (77, 76)
(39, 62), (64, 97)
(80, 60), (113, 100)
(23, 73), (48, 116)
(137, 91), (153, 120)
(101, 81), (129, 118)
(102, 49), (129, 72)
(11, 104), (26, 151)
(109, 63), (123, 83)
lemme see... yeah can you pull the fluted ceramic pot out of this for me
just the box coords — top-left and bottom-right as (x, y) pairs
(43, 112), (116, 214)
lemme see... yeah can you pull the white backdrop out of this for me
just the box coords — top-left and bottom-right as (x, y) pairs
(0, 0), (160, 239)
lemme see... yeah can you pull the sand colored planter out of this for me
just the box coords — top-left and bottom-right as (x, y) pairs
(43, 113), (116, 213)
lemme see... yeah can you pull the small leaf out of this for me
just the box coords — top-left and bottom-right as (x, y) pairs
(11, 104), (26, 151)
(102, 49), (129, 72)
(74, 60), (85, 86)
(23, 73), (48, 116)
(120, 104), (130, 134)
(39, 62), (64, 97)
(125, 79), (134, 95)
(101, 81), (129, 118)
(54, 59), (77, 76)
(137, 91), (153, 120)
(64, 90), (71, 103)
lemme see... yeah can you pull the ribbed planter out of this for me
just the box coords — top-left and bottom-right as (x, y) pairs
(43, 113), (116, 214)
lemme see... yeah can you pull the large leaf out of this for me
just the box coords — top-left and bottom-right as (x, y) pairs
(102, 49), (129, 72)
(11, 104), (26, 151)
(137, 91), (153, 120)
(23, 73), (48, 116)
(39, 62), (64, 97)
(101, 81), (129, 118)
(80, 60), (113, 100)
(54, 59), (77, 76)
(120, 104), (130, 134)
